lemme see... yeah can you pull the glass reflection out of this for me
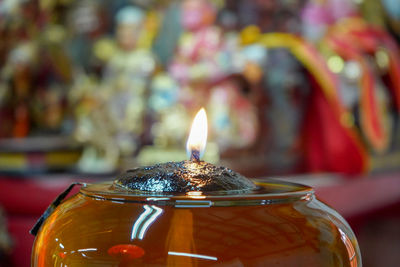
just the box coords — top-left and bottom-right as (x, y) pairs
(131, 205), (163, 240)
(168, 251), (218, 261)
(77, 248), (97, 252)
(339, 228), (358, 267)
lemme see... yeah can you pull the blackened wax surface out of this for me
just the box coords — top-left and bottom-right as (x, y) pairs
(114, 160), (257, 194)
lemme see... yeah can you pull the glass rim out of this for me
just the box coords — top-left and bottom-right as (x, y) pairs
(79, 179), (314, 207)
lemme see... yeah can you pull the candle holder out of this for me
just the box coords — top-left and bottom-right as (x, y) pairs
(31, 109), (361, 266)
(31, 171), (361, 266)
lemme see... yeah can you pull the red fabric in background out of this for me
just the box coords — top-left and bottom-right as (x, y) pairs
(7, 216), (36, 267)
(0, 177), (89, 267)
(303, 76), (367, 174)
(0, 178), (79, 216)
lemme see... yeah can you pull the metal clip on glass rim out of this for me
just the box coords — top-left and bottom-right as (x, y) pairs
(30, 182), (85, 236)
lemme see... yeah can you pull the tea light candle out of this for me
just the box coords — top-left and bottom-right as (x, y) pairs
(114, 108), (257, 193)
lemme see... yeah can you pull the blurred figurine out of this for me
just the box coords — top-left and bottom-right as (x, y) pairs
(0, 0), (39, 136)
(66, 0), (110, 75)
(322, 18), (400, 154)
(148, 74), (189, 149)
(232, 0), (305, 34)
(0, 42), (37, 137)
(169, 0), (229, 88)
(73, 6), (157, 172)
(263, 48), (311, 166)
(31, 24), (73, 134)
(302, 0), (400, 155)
(138, 73), (220, 165)
(102, 6), (156, 155)
(240, 26), (312, 169)
(69, 73), (119, 173)
(0, 8), (74, 137)
(301, 0), (358, 42)
(169, 0), (258, 153)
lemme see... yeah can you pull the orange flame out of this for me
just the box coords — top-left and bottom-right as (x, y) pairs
(186, 108), (208, 161)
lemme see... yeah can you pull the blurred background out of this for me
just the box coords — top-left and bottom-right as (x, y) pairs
(0, 0), (400, 266)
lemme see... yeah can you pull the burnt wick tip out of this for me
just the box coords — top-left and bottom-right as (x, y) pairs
(190, 149), (201, 162)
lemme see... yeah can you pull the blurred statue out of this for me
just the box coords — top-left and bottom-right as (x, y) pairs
(0, 13), (73, 137)
(73, 6), (158, 172)
(102, 5), (156, 154)
(169, 0), (230, 88)
(169, 0), (258, 153)
(66, 0), (110, 75)
(0, 42), (36, 137)
(301, 0), (358, 42)
(148, 74), (189, 149)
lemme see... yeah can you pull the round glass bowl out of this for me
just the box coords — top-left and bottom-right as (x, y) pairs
(31, 179), (361, 266)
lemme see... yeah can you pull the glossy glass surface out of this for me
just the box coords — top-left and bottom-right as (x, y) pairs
(32, 180), (361, 266)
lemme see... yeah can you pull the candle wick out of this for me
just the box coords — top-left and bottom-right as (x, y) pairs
(190, 149), (200, 162)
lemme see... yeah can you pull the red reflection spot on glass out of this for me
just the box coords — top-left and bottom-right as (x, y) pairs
(108, 244), (145, 260)
(59, 252), (66, 259)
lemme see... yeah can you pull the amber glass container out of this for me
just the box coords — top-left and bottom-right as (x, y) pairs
(31, 180), (361, 266)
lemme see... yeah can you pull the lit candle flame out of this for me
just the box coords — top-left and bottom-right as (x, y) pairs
(186, 108), (208, 161)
